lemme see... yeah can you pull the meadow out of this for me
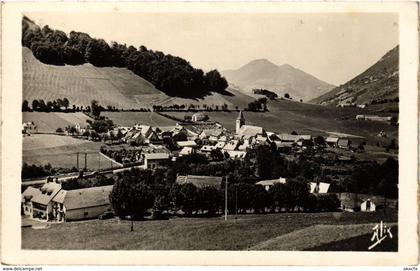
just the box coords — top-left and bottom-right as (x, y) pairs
(22, 211), (397, 250)
(22, 112), (92, 133)
(23, 134), (106, 170)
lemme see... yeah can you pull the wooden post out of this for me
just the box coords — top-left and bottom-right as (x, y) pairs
(76, 152), (79, 169)
(235, 185), (238, 218)
(84, 153), (87, 171)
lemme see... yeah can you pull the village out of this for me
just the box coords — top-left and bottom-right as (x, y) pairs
(21, 109), (398, 223)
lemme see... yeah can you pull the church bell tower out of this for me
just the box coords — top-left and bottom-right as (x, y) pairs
(236, 110), (245, 134)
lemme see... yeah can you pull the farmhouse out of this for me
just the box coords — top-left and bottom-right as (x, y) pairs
(176, 175), (223, 189)
(143, 153), (170, 169)
(22, 186), (42, 216)
(325, 137), (339, 147)
(179, 146), (194, 156)
(256, 177), (287, 191)
(177, 141), (197, 148)
(51, 185), (113, 222)
(277, 134), (299, 143)
(30, 182), (62, 221)
(192, 113), (208, 122)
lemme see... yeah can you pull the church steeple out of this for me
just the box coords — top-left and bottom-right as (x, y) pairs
(236, 110), (245, 134)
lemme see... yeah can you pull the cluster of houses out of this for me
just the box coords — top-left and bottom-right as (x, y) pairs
(99, 111), (354, 170)
(22, 180), (113, 222)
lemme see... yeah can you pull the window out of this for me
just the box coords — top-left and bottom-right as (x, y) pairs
(84, 212), (88, 216)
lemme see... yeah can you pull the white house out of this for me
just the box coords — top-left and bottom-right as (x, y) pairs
(192, 113), (208, 122)
(309, 182), (330, 194)
(143, 153), (170, 169)
(51, 185), (113, 222)
(361, 199), (376, 212)
(30, 182), (62, 221)
(22, 186), (42, 216)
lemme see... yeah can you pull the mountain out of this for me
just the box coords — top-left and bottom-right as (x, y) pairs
(311, 46), (399, 106)
(22, 47), (254, 109)
(222, 59), (335, 101)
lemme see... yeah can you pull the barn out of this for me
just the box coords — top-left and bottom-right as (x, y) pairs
(51, 185), (113, 221)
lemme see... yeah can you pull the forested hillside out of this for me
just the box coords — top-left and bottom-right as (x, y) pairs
(22, 16), (228, 98)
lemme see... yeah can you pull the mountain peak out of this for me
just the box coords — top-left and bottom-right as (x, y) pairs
(245, 58), (278, 68)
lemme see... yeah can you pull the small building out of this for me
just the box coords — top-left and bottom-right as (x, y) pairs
(31, 182), (62, 221)
(225, 150), (247, 159)
(143, 153), (170, 169)
(176, 175), (223, 189)
(361, 199), (376, 212)
(325, 137), (339, 147)
(179, 146), (194, 156)
(51, 185), (113, 222)
(277, 134), (299, 143)
(192, 113), (208, 122)
(337, 138), (350, 149)
(22, 186), (42, 216)
(177, 141), (197, 148)
(256, 177), (287, 191)
(309, 182), (330, 194)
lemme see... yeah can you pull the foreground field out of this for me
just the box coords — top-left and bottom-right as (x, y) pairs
(22, 211), (397, 250)
(23, 134), (106, 170)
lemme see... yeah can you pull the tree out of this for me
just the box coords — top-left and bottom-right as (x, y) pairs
(210, 149), (224, 161)
(90, 100), (101, 118)
(284, 93), (290, 99)
(109, 169), (155, 230)
(32, 99), (39, 111)
(314, 136), (325, 146)
(22, 100), (30, 111)
(177, 183), (199, 216)
(62, 98), (70, 110)
(269, 183), (290, 212)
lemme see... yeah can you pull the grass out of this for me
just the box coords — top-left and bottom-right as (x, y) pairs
(22, 211), (397, 250)
(22, 112), (92, 133)
(23, 134), (106, 170)
(101, 112), (177, 127)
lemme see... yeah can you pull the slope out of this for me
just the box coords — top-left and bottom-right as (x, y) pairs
(311, 46), (399, 106)
(222, 59), (335, 101)
(23, 47), (256, 110)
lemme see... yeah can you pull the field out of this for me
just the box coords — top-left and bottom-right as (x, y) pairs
(22, 211), (397, 250)
(23, 47), (256, 110)
(101, 111), (177, 127)
(23, 134), (107, 170)
(22, 112), (92, 133)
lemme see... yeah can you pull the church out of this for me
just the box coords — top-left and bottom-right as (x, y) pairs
(235, 110), (266, 139)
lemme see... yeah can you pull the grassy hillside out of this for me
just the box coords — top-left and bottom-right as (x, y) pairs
(23, 47), (256, 109)
(23, 47), (166, 109)
(311, 46), (399, 106)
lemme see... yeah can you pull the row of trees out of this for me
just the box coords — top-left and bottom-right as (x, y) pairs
(22, 17), (228, 96)
(23, 98), (70, 112)
(246, 97), (268, 112)
(21, 163), (76, 179)
(109, 168), (341, 220)
(252, 89), (278, 100)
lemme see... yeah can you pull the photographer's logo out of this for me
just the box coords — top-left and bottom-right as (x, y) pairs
(368, 221), (393, 250)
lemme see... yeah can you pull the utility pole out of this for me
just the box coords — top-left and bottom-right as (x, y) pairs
(84, 153), (87, 171)
(76, 152), (79, 169)
(98, 153), (101, 171)
(224, 176), (228, 221)
(235, 185), (238, 219)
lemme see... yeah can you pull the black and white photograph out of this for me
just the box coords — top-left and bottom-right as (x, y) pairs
(1, 1), (418, 266)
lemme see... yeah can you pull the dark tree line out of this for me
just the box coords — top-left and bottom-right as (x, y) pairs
(22, 16), (228, 97)
(109, 168), (341, 221)
(253, 89), (278, 100)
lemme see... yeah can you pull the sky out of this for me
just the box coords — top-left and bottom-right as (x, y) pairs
(26, 12), (398, 86)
